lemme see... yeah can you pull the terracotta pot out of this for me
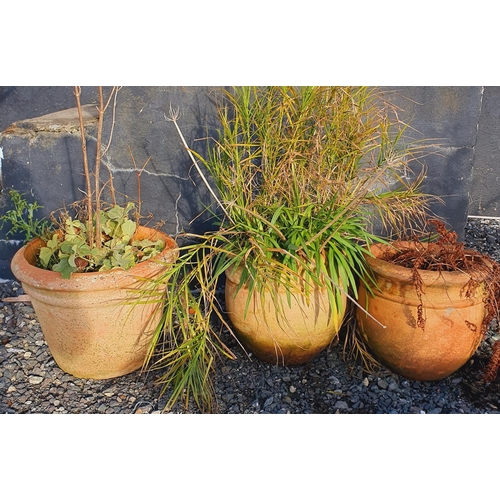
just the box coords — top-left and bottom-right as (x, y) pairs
(10, 226), (179, 379)
(356, 241), (489, 381)
(225, 265), (347, 365)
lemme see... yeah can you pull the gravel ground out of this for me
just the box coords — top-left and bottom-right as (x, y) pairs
(2, 218), (500, 414)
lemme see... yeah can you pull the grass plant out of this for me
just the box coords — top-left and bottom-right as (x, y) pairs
(146, 86), (435, 412)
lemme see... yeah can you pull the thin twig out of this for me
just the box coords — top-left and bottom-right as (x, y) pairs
(94, 86), (105, 248)
(102, 86), (121, 205)
(2, 295), (31, 303)
(74, 86), (94, 248)
(166, 105), (233, 223)
(129, 147), (151, 219)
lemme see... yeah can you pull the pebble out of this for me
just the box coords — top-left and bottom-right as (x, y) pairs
(2, 219), (500, 414)
(28, 375), (43, 384)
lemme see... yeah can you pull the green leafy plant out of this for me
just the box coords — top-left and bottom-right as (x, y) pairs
(3, 87), (167, 279)
(0, 188), (54, 243)
(39, 202), (165, 278)
(3, 189), (166, 279)
(144, 86), (436, 412)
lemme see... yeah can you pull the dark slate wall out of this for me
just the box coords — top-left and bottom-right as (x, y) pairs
(380, 86), (483, 233)
(469, 86), (500, 216)
(0, 87), (98, 132)
(0, 86), (492, 279)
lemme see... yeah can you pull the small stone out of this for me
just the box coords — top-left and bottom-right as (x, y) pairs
(24, 351), (32, 359)
(7, 347), (24, 354)
(29, 375), (43, 385)
(264, 397), (274, 407)
(429, 408), (442, 414)
(335, 401), (349, 409)
(289, 385), (297, 393)
(363, 377), (369, 387)
(378, 379), (388, 390)
(35, 340), (44, 346)
(7, 385), (16, 393)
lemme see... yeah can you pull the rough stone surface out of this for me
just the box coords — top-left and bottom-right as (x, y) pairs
(469, 87), (500, 216)
(380, 86), (484, 238)
(2, 219), (500, 414)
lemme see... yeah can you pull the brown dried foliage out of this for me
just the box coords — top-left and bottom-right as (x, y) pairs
(379, 219), (500, 383)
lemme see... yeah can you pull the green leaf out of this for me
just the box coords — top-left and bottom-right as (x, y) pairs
(110, 246), (136, 269)
(38, 234), (60, 268)
(52, 257), (77, 279)
(120, 219), (136, 241)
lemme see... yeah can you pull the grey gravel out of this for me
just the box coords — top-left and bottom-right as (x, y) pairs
(2, 218), (500, 414)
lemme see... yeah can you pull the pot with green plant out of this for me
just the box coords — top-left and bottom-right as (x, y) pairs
(354, 219), (500, 381)
(145, 86), (435, 412)
(4, 87), (179, 379)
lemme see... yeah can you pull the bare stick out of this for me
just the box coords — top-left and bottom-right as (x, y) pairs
(102, 86), (120, 205)
(129, 147), (151, 220)
(94, 86), (105, 248)
(166, 105), (233, 223)
(74, 86), (94, 247)
(2, 295), (31, 303)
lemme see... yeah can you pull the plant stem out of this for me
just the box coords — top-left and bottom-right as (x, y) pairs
(166, 105), (233, 224)
(129, 147), (151, 220)
(94, 86), (104, 248)
(74, 86), (94, 248)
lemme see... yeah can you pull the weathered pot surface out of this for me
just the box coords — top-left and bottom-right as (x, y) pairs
(356, 241), (488, 381)
(225, 265), (346, 365)
(10, 226), (179, 379)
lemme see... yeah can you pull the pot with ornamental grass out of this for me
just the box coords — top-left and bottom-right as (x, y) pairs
(354, 220), (500, 381)
(4, 87), (179, 379)
(145, 86), (436, 412)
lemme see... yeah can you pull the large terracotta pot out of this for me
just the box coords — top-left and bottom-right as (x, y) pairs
(10, 226), (179, 379)
(356, 241), (489, 381)
(225, 265), (347, 365)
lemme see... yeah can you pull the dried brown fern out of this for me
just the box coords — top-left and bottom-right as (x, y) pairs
(349, 220), (500, 382)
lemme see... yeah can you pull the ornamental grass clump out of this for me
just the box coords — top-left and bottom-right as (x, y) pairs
(147, 86), (435, 412)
